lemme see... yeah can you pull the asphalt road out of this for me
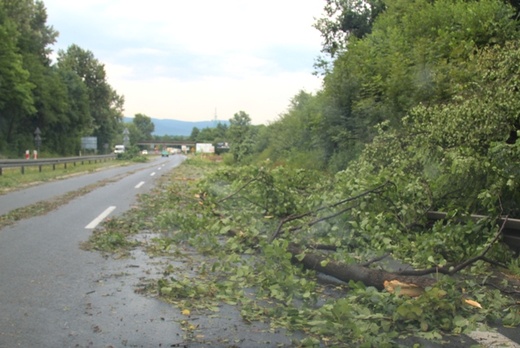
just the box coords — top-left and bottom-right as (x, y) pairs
(0, 155), (519, 347)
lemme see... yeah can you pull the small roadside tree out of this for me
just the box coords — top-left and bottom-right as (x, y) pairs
(228, 111), (253, 162)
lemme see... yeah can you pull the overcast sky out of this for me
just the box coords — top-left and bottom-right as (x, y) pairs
(43, 0), (325, 125)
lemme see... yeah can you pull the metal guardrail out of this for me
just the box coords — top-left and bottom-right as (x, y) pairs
(0, 154), (117, 175)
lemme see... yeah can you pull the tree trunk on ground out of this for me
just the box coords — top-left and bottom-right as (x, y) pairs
(284, 210), (509, 293)
(288, 244), (437, 291)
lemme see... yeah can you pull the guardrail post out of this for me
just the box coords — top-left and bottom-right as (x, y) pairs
(0, 167), (2, 176)
(21, 166), (25, 174)
(39, 165), (42, 173)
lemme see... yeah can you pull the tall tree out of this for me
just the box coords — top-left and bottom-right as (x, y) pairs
(46, 66), (91, 154)
(57, 44), (124, 150)
(0, 5), (35, 152)
(259, 91), (326, 169)
(2, 0), (60, 152)
(133, 113), (154, 140)
(0, 0), (57, 63)
(189, 127), (200, 142)
(0, 0), (124, 156)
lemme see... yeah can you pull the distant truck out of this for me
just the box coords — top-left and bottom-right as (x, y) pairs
(114, 145), (125, 154)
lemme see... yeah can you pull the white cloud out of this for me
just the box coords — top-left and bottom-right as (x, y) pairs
(44, 0), (325, 124)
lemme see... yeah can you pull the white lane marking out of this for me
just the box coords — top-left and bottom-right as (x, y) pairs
(158, 167), (162, 170)
(468, 330), (520, 348)
(150, 172), (156, 177)
(135, 181), (145, 189)
(85, 206), (116, 229)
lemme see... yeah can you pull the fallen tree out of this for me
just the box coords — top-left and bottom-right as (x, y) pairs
(124, 158), (520, 346)
(288, 242), (435, 293)
(215, 178), (515, 297)
(285, 218), (509, 295)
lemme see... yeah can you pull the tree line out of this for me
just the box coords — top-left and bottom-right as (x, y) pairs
(0, 0), (128, 157)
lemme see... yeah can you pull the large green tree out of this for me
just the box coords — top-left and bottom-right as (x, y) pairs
(57, 44), (124, 150)
(133, 113), (154, 140)
(0, 7), (35, 152)
(258, 91), (326, 169)
(0, 0), (127, 156)
(46, 66), (91, 154)
(3, 0), (64, 154)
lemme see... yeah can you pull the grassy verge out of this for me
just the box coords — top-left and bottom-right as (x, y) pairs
(83, 156), (216, 255)
(0, 173), (129, 230)
(0, 158), (126, 194)
(0, 157), (146, 229)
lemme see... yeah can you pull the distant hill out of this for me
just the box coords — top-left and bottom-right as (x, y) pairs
(123, 117), (229, 136)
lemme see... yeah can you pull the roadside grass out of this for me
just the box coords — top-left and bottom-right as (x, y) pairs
(0, 157), (149, 230)
(0, 175), (127, 231)
(0, 158), (126, 194)
(82, 156), (214, 255)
